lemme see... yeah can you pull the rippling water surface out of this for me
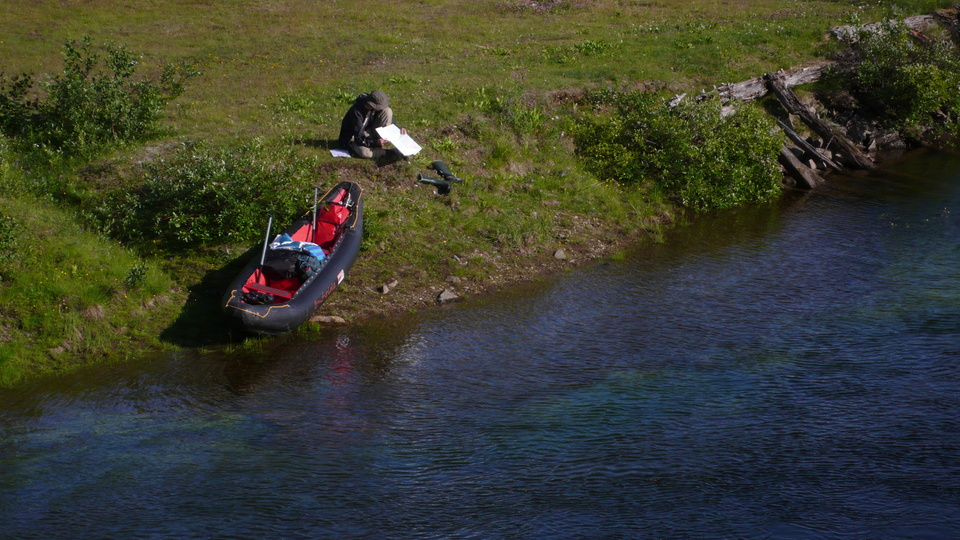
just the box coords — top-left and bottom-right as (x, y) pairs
(2, 150), (959, 538)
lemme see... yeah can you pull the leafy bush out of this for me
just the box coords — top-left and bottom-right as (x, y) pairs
(0, 36), (193, 159)
(86, 140), (321, 250)
(575, 92), (783, 211)
(827, 20), (960, 140)
(0, 74), (35, 140)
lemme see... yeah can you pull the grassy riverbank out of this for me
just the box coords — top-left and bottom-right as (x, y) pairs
(1, 0), (957, 385)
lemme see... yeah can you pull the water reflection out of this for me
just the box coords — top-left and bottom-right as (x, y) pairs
(2, 150), (960, 538)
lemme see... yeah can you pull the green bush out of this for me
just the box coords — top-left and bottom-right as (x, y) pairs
(543, 39), (619, 64)
(86, 139), (321, 250)
(0, 74), (35, 140)
(575, 91), (783, 211)
(0, 36), (193, 159)
(828, 20), (960, 140)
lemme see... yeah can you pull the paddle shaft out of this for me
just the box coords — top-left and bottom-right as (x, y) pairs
(259, 216), (273, 268)
(311, 186), (319, 243)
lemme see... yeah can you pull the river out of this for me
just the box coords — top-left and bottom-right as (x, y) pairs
(1, 149), (959, 538)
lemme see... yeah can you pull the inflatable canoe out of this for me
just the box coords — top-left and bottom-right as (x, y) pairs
(222, 182), (363, 336)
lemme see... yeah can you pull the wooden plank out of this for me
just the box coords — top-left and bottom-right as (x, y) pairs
(718, 76), (768, 102)
(764, 73), (875, 170)
(776, 119), (844, 172)
(780, 63), (828, 87)
(718, 62), (830, 102)
(778, 146), (825, 190)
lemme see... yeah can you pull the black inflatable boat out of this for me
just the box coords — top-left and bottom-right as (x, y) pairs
(222, 182), (362, 336)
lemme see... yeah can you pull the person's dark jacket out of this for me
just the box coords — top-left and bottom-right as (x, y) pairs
(338, 93), (379, 149)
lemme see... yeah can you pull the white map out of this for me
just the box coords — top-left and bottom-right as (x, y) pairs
(376, 124), (422, 156)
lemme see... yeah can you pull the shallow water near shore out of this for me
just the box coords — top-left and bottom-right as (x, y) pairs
(2, 149), (959, 538)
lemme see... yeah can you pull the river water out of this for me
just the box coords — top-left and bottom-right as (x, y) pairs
(2, 150), (959, 538)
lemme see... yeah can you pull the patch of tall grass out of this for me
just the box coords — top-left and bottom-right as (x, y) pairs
(0, 211), (20, 282)
(875, 0), (960, 17)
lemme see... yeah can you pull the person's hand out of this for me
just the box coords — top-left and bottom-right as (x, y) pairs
(400, 127), (407, 135)
(378, 138), (387, 146)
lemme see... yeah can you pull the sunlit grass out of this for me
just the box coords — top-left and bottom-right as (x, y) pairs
(4, 0), (951, 144)
(0, 195), (179, 386)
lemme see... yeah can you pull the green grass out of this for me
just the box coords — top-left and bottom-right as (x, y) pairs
(0, 195), (181, 385)
(0, 0), (956, 384)
(1, 0), (934, 142)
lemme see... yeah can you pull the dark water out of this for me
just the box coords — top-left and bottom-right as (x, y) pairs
(2, 150), (959, 539)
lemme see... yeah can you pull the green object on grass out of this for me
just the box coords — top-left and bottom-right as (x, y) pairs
(430, 161), (464, 184)
(417, 173), (451, 195)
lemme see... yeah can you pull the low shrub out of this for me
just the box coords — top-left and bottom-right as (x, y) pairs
(543, 39), (619, 64)
(0, 134), (10, 194)
(85, 139), (322, 250)
(0, 36), (194, 161)
(827, 20), (960, 141)
(574, 91), (783, 211)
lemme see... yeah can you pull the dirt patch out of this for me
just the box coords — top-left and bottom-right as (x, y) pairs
(317, 219), (646, 324)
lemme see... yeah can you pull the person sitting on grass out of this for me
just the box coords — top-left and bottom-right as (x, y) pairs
(338, 89), (406, 159)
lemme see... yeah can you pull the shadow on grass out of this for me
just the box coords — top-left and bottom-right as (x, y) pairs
(294, 138), (340, 150)
(294, 138), (407, 167)
(375, 150), (407, 167)
(159, 246), (259, 348)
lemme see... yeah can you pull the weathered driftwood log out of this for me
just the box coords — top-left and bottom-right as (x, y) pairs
(717, 77), (767, 102)
(764, 73), (876, 170)
(776, 119), (843, 172)
(717, 63), (829, 102)
(778, 145), (825, 189)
